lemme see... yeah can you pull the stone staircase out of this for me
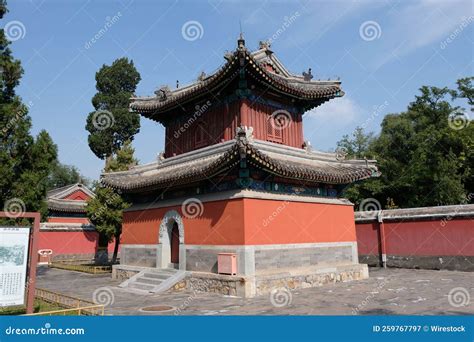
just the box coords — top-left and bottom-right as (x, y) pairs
(119, 268), (186, 294)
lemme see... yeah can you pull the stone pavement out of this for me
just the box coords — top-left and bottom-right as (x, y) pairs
(36, 266), (474, 315)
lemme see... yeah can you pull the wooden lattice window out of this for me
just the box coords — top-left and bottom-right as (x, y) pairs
(266, 114), (286, 143)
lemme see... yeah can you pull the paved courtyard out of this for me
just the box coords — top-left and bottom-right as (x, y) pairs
(36, 266), (474, 315)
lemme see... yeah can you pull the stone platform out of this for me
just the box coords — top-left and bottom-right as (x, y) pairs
(113, 263), (368, 297)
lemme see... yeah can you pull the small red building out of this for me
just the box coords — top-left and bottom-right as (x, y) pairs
(38, 183), (113, 262)
(46, 183), (94, 224)
(103, 38), (379, 296)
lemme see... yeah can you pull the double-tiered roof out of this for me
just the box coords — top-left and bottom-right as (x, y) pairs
(102, 39), (379, 194)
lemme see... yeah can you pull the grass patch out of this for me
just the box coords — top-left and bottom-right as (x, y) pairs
(0, 299), (66, 316)
(49, 261), (112, 274)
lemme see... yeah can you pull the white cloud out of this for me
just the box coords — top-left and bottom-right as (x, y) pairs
(264, 0), (378, 49)
(371, 0), (472, 68)
(306, 96), (360, 123)
(303, 97), (364, 151)
(246, 0), (471, 69)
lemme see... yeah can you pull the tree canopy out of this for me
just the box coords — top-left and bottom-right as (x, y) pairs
(0, 1), (58, 219)
(339, 77), (473, 210)
(85, 142), (137, 263)
(45, 162), (90, 190)
(85, 58), (141, 160)
(85, 58), (141, 263)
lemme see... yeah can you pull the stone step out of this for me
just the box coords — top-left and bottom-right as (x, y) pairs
(129, 282), (154, 291)
(136, 277), (164, 285)
(158, 268), (179, 275)
(143, 273), (171, 280)
(119, 268), (186, 294)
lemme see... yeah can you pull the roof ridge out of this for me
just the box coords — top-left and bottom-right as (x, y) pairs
(47, 183), (95, 200)
(130, 43), (344, 117)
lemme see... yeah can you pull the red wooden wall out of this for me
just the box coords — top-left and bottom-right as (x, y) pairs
(164, 98), (304, 157)
(241, 99), (303, 148)
(165, 101), (240, 157)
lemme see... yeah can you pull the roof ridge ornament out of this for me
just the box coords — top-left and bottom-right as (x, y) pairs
(235, 125), (253, 158)
(303, 140), (312, 152)
(154, 85), (171, 101)
(302, 68), (313, 82)
(237, 32), (246, 50)
(157, 151), (166, 163)
(259, 40), (271, 50)
(197, 71), (206, 81)
(235, 125), (254, 143)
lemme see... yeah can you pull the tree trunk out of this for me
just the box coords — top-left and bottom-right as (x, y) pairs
(112, 233), (120, 264)
(105, 154), (113, 171)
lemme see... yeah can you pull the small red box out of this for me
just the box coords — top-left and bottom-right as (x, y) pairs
(217, 253), (237, 275)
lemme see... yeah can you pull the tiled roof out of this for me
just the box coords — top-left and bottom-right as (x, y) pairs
(129, 41), (343, 120)
(40, 222), (96, 231)
(46, 183), (94, 213)
(355, 204), (474, 222)
(47, 198), (89, 213)
(101, 127), (379, 193)
(47, 183), (94, 199)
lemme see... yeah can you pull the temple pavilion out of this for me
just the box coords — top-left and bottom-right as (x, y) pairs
(102, 38), (379, 297)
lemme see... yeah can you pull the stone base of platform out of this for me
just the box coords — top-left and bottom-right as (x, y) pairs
(113, 263), (368, 298)
(254, 263), (368, 296)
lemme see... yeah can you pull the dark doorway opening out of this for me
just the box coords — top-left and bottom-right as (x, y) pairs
(170, 222), (180, 264)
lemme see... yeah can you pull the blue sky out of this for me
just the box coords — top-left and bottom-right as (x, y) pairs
(5, 0), (473, 180)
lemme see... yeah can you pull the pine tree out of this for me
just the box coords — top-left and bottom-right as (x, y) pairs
(85, 58), (141, 160)
(85, 58), (141, 263)
(0, 1), (58, 219)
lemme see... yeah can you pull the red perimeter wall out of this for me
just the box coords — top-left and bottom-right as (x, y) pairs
(356, 217), (474, 271)
(38, 230), (116, 260)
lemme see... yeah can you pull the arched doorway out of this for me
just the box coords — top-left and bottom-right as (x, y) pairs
(170, 222), (180, 264)
(158, 210), (185, 270)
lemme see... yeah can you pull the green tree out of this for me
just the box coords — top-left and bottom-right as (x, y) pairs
(336, 126), (375, 159)
(86, 142), (137, 263)
(85, 58), (141, 160)
(86, 186), (129, 264)
(0, 1), (58, 220)
(336, 127), (383, 208)
(340, 78), (473, 209)
(45, 162), (89, 190)
(105, 140), (137, 172)
(85, 58), (141, 263)
(452, 77), (474, 110)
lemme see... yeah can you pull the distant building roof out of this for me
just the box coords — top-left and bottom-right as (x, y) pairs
(46, 183), (94, 213)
